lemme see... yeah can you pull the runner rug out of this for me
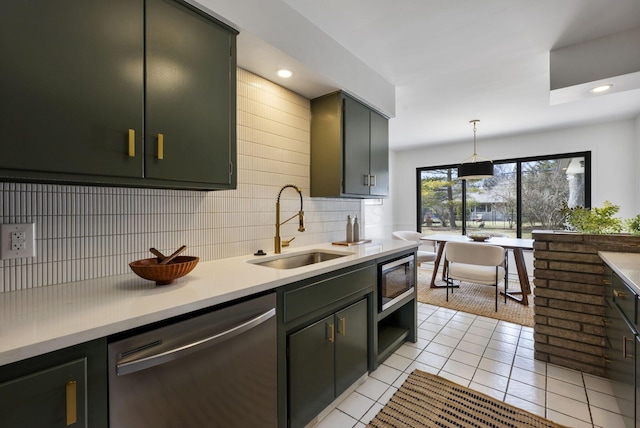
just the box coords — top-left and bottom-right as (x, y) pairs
(367, 369), (568, 428)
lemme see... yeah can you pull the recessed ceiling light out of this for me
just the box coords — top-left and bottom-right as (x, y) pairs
(589, 84), (613, 94)
(277, 69), (293, 78)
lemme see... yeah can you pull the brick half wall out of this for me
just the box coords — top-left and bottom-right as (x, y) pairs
(533, 231), (640, 377)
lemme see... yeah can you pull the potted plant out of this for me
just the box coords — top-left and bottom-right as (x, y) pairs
(625, 214), (640, 235)
(559, 200), (623, 234)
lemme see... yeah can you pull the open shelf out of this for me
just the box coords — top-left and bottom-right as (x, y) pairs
(377, 324), (409, 363)
(375, 297), (416, 365)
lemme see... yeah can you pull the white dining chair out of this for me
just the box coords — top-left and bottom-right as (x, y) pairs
(391, 231), (437, 265)
(443, 241), (506, 311)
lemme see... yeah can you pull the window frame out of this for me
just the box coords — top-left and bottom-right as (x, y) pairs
(416, 151), (591, 238)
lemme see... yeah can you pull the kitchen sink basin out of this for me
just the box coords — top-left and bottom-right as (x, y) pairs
(249, 250), (352, 269)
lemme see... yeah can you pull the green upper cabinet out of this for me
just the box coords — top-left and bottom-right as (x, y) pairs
(145, 0), (236, 187)
(0, 0), (144, 179)
(310, 91), (389, 198)
(0, 0), (237, 190)
(369, 109), (389, 197)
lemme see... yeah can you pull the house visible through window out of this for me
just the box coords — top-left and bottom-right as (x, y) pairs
(417, 152), (590, 238)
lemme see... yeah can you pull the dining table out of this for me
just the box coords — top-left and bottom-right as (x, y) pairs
(420, 234), (534, 305)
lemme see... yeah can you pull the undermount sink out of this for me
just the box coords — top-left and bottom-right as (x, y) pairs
(249, 250), (352, 269)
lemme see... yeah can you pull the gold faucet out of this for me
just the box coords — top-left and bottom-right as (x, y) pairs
(275, 184), (305, 254)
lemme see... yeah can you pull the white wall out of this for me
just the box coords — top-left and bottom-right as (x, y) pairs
(0, 69), (361, 292)
(391, 118), (640, 230)
(636, 115), (640, 213)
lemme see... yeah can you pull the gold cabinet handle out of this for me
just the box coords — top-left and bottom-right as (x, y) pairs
(338, 317), (346, 336)
(364, 174), (370, 186)
(613, 289), (627, 298)
(66, 380), (77, 426)
(327, 323), (335, 343)
(157, 133), (164, 160)
(603, 279), (612, 285)
(128, 129), (135, 157)
(370, 175), (376, 187)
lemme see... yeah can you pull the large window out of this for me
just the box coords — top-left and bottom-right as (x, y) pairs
(418, 167), (463, 235)
(417, 152), (590, 238)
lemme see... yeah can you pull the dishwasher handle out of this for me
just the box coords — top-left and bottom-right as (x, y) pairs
(116, 307), (275, 376)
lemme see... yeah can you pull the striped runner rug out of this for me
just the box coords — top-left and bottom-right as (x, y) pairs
(367, 370), (568, 428)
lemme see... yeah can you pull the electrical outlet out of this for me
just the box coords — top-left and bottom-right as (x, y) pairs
(1, 223), (36, 260)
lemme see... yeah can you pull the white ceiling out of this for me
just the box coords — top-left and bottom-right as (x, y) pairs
(200, 0), (640, 151)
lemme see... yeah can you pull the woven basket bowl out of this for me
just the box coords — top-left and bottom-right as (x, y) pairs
(129, 256), (199, 285)
(467, 234), (490, 242)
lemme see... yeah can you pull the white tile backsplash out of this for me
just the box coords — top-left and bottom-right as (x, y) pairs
(0, 69), (361, 293)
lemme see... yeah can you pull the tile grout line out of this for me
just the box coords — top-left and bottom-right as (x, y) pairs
(318, 303), (613, 428)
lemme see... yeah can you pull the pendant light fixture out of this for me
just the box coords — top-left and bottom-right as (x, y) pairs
(458, 119), (493, 180)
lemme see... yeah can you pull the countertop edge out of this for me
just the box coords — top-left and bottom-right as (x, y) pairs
(599, 251), (640, 295)
(0, 240), (417, 366)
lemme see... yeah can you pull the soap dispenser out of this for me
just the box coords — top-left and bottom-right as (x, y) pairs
(346, 215), (353, 243)
(353, 215), (360, 242)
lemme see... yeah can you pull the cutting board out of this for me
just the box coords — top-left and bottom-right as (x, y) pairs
(331, 239), (372, 246)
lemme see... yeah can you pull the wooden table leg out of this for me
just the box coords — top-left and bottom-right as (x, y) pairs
(429, 241), (456, 289)
(429, 242), (444, 288)
(501, 248), (530, 305)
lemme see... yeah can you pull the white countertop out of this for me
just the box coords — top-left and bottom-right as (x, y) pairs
(0, 240), (416, 366)
(599, 251), (640, 295)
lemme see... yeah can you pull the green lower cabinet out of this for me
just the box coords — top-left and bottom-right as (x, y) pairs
(335, 300), (369, 395)
(604, 301), (636, 424)
(0, 359), (87, 427)
(604, 267), (637, 427)
(288, 313), (335, 428)
(636, 336), (640, 427)
(0, 339), (107, 428)
(288, 299), (368, 428)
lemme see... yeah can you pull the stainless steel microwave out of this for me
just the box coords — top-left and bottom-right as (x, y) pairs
(379, 254), (415, 312)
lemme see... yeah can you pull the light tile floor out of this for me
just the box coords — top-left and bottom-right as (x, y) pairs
(314, 302), (630, 428)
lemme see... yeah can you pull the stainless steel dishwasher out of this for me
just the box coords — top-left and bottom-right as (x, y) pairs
(108, 293), (277, 428)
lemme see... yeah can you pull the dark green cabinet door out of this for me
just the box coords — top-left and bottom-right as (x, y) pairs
(288, 314), (334, 428)
(609, 313), (636, 424)
(0, 0), (144, 178)
(311, 92), (389, 198)
(636, 335), (640, 427)
(604, 294), (635, 423)
(369, 110), (389, 197)
(343, 95), (371, 195)
(146, 0), (235, 186)
(335, 299), (368, 396)
(0, 359), (87, 427)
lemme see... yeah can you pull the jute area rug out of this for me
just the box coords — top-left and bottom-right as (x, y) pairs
(367, 369), (568, 428)
(417, 268), (535, 327)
